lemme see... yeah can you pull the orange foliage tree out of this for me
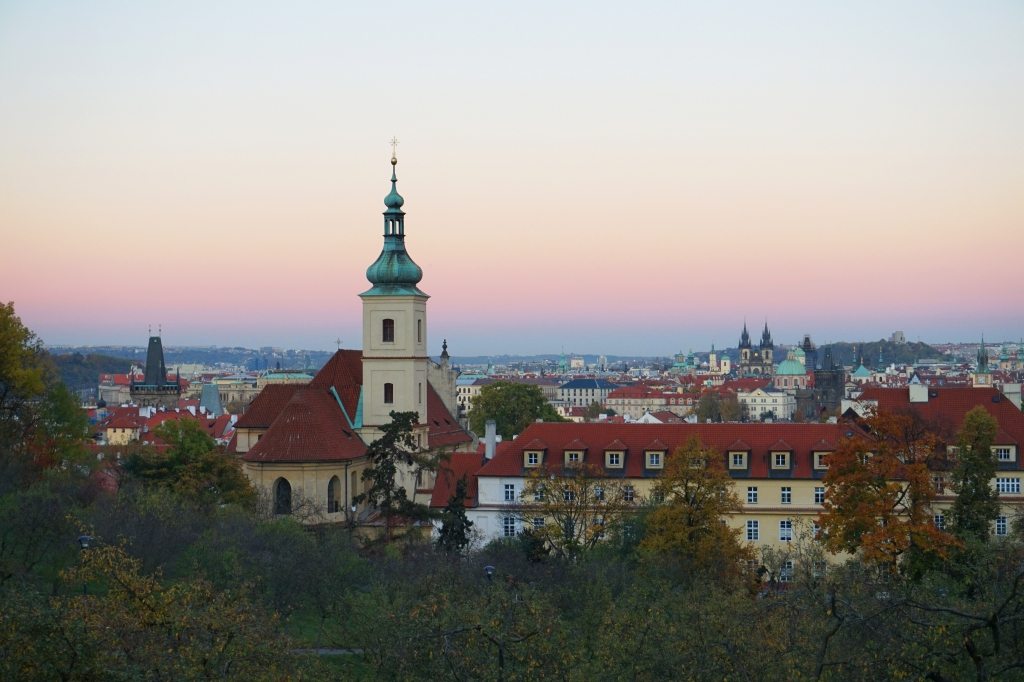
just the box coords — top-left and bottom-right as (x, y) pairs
(819, 411), (960, 569)
(640, 437), (753, 583)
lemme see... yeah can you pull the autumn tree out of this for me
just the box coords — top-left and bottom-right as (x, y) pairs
(0, 302), (89, 491)
(355, 411), (437, 542)
(518, 464), (634, 561)
(640, 437), (753, 583)
(468, 381), (564, 439)
(949, 406), (1000, 542)
(819, 412), (959, 570)
(695, 392), (742, 423)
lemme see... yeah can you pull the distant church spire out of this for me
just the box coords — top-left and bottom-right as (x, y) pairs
(977, 336), (990, 373)
(362, 141), (426, 298)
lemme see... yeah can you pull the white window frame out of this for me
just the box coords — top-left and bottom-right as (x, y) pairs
(623, 485), (635, 502)
(502, 516), (516, 537)
(729, 452), (747, 470)
(933, 513), (945, 529)
(997, 477), (1021, 494)
(646, 451), (663, 468)
(606, 451), (623, 468)
(781, 487), (792, 505)
(996, 516), (1008, 537)
(994, 446), (1013, 462)
(779, 519), (793, 542)
(746, 520), (759, 541)
(526, 451), (540, 467)
(814, 486), (825, 505)
(504, 483), (516, 502)
(747, 486), (758, 504)
(773, 452), (790, 469)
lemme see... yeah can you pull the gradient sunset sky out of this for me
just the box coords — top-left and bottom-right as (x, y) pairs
(2, 2), (1022, 356)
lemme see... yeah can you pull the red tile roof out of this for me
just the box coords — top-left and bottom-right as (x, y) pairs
(242, 387), (367, 463)
(235, 384), (302, 429)
(857, 386), (1024, 445)
(430, 452), (485, 508)
(425, 384), (472, 449)
(309, 349), (363, 422)
(479, 422), (848, 479)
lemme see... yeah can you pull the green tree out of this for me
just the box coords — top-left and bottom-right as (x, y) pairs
(469, 381), (564, 439)
(640, 437), (753, 585)
(436, 475), (474, 554)
(950, 406), (1000, 542)
(0, 302), (88, 491)
(355, 411), (436, 542)
(123, 419), (254, 507)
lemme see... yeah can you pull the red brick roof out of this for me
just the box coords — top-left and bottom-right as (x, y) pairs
(235, 384), (302, 429)
(478, 422), (847, 479)
(430, 452), (485, 508)
(242, 387), (367, 463)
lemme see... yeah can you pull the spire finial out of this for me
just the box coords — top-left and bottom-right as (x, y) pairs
(389, 136), (399, 166)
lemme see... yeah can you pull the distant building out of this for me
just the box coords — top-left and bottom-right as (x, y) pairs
(738, 387), (796, 421)
(890, 330), (906, 345)
(774, 350), (809, 391)
(129, 335), (182, 408)
(738, 321), (775, 376)
(558, 378), (620, 408)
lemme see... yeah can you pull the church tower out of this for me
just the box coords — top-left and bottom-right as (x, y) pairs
(973, 336), (992, 387)
(130, 332), (181, 408)
(359, 147), (430, 444)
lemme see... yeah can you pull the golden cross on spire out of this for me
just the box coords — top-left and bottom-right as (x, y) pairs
(389, 136), (399, 162)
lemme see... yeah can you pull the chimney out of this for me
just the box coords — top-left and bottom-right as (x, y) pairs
(485, 420), (497, 460)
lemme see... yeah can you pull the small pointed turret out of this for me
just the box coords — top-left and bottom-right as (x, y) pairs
(739, 321), (751, 349)
(977, 336), (990, 373)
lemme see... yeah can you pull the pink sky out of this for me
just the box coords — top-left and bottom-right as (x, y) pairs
(2, 2), (1022, 355)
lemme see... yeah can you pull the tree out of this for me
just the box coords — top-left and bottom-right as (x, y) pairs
(436, 475), (474, 554)
(950, 406), (1000, 542)
(819, 412), (959, 570)
(518, 465), (634, 561)
(695, 392), (742, 423)
(355, 411), (436, 542)
(0, 302), (88, 491)
(122, 419), (254, 507)
(469, 381), (564, 439)
(640, 437), (753, 584)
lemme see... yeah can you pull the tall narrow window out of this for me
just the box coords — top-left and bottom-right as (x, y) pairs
(416, 319), (422, 343)
(382, 318), (395, 343)
(327, 476), (340, 513)
(384, 382), (394, 404)
(418, 382), (423, 404)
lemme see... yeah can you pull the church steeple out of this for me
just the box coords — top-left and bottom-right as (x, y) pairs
(739, 321), (751, 349)
(977, 336), (990, 373)
(363, 145), (426, 298)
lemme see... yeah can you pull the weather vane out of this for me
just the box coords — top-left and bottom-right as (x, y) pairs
(390, 136), (399, 163)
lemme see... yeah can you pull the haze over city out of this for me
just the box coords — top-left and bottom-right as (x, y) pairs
(2, 1), (1022, 355)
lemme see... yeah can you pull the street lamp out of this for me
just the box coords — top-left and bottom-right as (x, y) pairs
(484, 565), (495, 582)
(77, 535), (93, 595)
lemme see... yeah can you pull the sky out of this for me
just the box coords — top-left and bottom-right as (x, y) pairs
(1, 1), (1022, 356)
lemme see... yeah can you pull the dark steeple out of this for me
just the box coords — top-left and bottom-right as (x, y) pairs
(760, 321), (773, 349)
(141, 335), (170, 387)
(739, 321), (751, 349)
(130, 331), (181, 407)
(977, 336), (989, 373)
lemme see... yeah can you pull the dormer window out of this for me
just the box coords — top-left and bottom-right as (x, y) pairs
(564, 451), (582, 467)
(729, 452), (748, 470)
(605, 451), (623, 469)
(382, 318), (395, 343)
(646, 451), (664, 469)
(994, 446), (1015, 463)
(813, 452), (830, 470)
(524, 451), (542, 468)
(772, 452), (790, 469)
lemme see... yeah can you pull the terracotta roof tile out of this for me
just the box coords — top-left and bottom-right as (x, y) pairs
(425, 384), (472, 449)
(236, 384), (302, 429)
(242, 387), (367, 463)
(430, 452), (485, 508)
